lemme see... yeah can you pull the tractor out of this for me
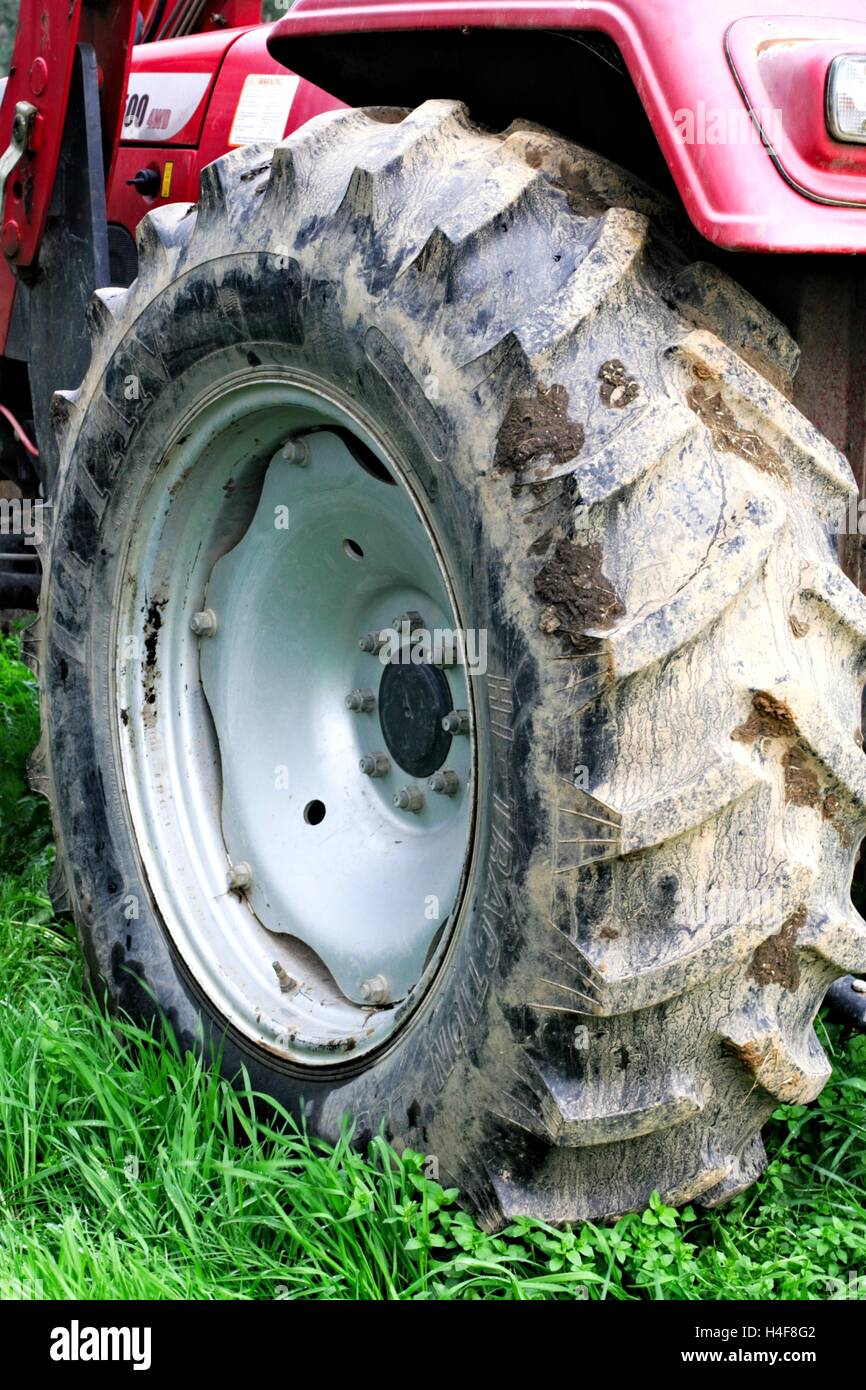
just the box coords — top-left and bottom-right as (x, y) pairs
(3, 0), (866, 1226)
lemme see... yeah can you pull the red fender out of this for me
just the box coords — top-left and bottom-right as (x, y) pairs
(270, 0), (866, 252)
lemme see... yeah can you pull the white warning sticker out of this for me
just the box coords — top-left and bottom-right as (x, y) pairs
(228, 74), (301, 148)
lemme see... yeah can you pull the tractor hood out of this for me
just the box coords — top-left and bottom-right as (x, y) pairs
(124, 28), (253, 146)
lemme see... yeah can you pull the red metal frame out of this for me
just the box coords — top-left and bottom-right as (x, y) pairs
(0, 0), (138, 354)
(0, 0), (138, 270)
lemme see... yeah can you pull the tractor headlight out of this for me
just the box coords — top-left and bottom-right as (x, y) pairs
(826, 54), (866, 144)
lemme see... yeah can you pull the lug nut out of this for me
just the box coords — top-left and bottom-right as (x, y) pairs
(394, 784), (425, 813)
(429, 769), (459, 796)
(345, 688), (376, 713)
(359, 752), (390, 778)
(282, 436), (309, 466)
(190, 608), (218, 637)
(852, 978), (866, 995)
(392, 610), (424, 632)
(360, 974), (390, 1005)
(358, 630), (388, 654)
(442, 709), (470, 735)
(227, 860), (253, 893)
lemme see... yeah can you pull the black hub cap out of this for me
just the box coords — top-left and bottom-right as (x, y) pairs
(378, 660), (453, 777)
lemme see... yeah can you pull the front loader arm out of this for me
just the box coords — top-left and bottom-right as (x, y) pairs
(0, 0), (262, 482)
(0, 0), (139, 356)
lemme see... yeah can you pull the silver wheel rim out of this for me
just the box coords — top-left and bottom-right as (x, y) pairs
(115, 373), (477, 1064)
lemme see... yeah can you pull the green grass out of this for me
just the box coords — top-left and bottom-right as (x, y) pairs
(1, 626), (865, 1299)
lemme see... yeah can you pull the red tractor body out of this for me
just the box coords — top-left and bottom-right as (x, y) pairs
(108, 29), (344, 252)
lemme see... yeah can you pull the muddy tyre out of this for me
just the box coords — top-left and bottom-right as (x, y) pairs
(34, 101), (866, 1225)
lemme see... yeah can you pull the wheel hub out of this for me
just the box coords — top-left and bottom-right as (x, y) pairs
(197, 425), (474, 1008)
(377, 660), (453, 778)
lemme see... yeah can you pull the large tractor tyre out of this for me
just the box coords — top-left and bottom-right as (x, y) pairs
(32, 101), (866, 1226)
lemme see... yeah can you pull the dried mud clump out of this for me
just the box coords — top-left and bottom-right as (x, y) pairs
(598, 359), (640, 408)
(822, 792), (852, 847)
(782, 748), (820, 808)
(735, 697), (850, 842)
(142, 595), (168, 714)
(748, 905), (805, 992)
(688, 382), (788, 482)
(494, 383), (585, 475)
(554, 156), (610, 216)
(534, 539), (625, 644)
(731, 690), (796, 743)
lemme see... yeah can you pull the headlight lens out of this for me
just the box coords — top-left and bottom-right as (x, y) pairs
(827, 54), (866, 144)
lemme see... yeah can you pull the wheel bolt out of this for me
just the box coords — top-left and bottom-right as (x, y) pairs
(227, 860), (253, 893)
(360, 974), (390, 1005)
(346, 688), (376, 713)
(190, 608), (218, 637)
(442, 709), (470, 735)
(429, 769), (459, 796)
(358, 630), (388, 654)
(360, 752), (390, 778)
(394, 784), (425, 813)
(282, 436), (309, 466)
(392, 610), (424, 632)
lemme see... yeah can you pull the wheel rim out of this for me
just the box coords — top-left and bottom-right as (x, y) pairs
(115, 374), (477, 1064)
